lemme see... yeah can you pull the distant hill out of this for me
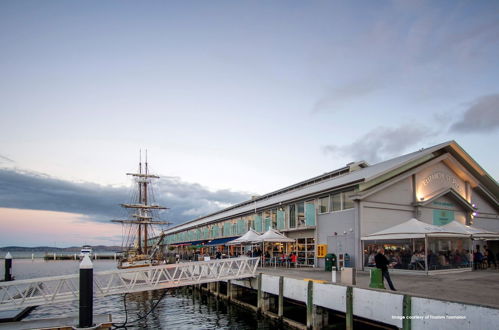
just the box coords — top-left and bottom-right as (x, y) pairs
(0, 245), (122, 253)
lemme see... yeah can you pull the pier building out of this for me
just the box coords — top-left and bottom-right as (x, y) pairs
(160, 141), (499, 270)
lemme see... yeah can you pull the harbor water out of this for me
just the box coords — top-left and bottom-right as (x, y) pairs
(1, 259), (280, 329)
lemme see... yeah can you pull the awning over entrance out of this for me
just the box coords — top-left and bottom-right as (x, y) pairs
(441, 221), (499, 239)
(171, 240), (208, 247)
(205, 237), (240, 246)
(361, 218), (469, 240)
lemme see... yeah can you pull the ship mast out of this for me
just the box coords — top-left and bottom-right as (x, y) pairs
(111, 150), (169, 256)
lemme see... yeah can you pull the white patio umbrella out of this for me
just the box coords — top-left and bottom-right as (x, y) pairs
(442, 221), (499, 240)
(226, 228), (261, 245)
(252, 228), (295, 243)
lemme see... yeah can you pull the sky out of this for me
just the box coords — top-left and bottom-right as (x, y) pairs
(1, 0), (498, 247)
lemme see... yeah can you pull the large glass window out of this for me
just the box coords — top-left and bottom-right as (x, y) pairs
(343, 190), (354, 209)
(246, 215), (254, 231)
(363, 238), (471, 270)
(255, 213), (263, 232)
(289, 205), (296, 228)
(223, 221), (231, 237)
(271, 209), (277, 229)
(331, 193), (341, 211)
(319, 196), (329, 213)
(277, 209), (285, 230)
(297, 202), (305, 227)
(297, 238), (315, 266)
(305, 201), (316, 226)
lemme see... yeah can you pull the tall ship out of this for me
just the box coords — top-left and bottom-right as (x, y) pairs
(111, 152), (170, 269)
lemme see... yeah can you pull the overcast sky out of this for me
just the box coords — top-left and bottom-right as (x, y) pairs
(1, 1), (498, 246)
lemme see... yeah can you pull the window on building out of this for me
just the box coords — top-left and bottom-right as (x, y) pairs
(289, 204), (296, 228)
(343, 190), (354, 209)
(319, 196), (329, 213)
(297, 202), (305, 227)
(296, 237), (315, 266)
(271, 209), (277, 229)
(277, 208), (285, 230)
(305, 201), (316, 226)
(246, 215), (254, 231)
(255, 213), (263, 232)
(331, 193), (341, 211)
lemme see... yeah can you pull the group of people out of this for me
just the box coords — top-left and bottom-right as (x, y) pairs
(366, 247), (474, 270)
(260, 250), (298, 267)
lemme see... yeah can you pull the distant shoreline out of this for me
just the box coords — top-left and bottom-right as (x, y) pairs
(0, 245), (121, 253)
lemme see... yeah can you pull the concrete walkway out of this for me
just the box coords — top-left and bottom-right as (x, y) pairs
(259, 266), (499, 309)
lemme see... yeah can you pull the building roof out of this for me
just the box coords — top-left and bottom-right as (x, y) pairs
(163, 140), (498, 235)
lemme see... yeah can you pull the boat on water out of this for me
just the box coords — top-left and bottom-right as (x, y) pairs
(79, 245), (93, 258)
(111, 152), (170, 269)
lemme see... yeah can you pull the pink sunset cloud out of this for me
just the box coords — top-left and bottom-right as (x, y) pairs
(0, 208), (122, 247)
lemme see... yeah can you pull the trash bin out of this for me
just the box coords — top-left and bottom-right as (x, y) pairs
(344, 253), (351, 267)
(325, 253), (337, 271)
(369, 268), (385, 289)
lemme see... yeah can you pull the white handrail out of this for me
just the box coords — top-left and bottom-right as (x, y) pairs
(0, 257), (259, 311)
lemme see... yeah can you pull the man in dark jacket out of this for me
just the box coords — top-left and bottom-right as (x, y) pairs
(375, 248), (396, 291)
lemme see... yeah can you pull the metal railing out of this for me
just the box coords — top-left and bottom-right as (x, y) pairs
(0, 257), (259, 311)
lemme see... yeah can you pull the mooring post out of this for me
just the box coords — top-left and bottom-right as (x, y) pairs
(215, 281), (220, 297)
(306, 280), (313, 329)
(403, 295), (412, 330)
(227, 280), (232, 301)
(278, 276), (284, 318)
(257, 273), (263, 312)
(4, 252), (12, 281)
(79, 254), (93, 328)
(346, 286), (353, 330)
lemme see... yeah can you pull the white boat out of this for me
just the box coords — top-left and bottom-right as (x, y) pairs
(111, 151), (170, 269)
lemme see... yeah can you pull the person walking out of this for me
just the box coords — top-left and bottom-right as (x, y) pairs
(375, 248), (397, 291)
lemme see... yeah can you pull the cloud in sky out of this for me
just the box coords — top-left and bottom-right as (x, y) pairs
(311, 2), (499, 113)
(0, 167), (251, 226)
(323, 124), (436, 164)
(0, 154), (14, 164)
(449, 93), (499, 133)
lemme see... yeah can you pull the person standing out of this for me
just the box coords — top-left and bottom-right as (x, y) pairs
(375, 248), (397, 291)
(485, 246), (497, 269)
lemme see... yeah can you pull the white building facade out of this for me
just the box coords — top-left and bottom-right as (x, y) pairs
(160, 141), (499, 269)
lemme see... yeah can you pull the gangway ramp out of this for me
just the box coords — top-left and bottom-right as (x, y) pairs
(0, 257), (259, 311)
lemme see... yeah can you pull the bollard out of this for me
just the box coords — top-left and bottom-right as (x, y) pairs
(79, 254), (93, 328)
(4, 252), (12, 281)
(369, 268), (385, 289)
(53, 253), (56, 260)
